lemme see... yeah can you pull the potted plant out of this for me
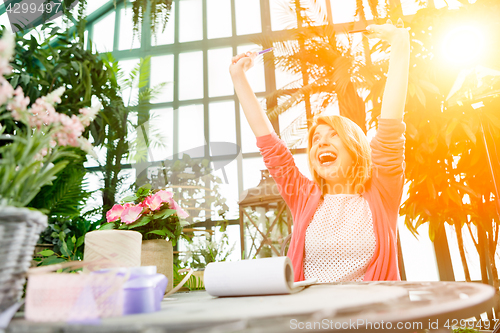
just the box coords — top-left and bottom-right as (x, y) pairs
(0, 30), (100, 314)
(102, 184), (190, 291)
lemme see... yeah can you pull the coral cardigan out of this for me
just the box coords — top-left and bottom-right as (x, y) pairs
(256, 118), (406, 282)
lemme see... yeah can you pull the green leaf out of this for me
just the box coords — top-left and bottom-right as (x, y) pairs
(121, 195), (137, 202)
(447, 186), (462, 207)
(415, 85), (426, 107)
(59, 231), (66, 241)
(37, 249), (54, 257)
(418, 79), (440, 95)
(146, 229), (167, 236)
(426, 180), (437, 200)
(152, 208), (176, 220)
(484, 112), (500, 130)
(137, 184), (151, 197)
(99, 222), (116, 230)
(40, 256), (66, 266)
(76, 236), (85, 248)
(126, 216), (152, 229)
(60, 241), (71, 257)
(461, 122), (476, 144)
(445, 118), (459, 147)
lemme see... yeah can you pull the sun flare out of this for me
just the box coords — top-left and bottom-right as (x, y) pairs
(441, 26), (485, 65)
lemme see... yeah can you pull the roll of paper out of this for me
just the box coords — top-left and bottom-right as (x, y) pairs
(83, 230), (142, 271)
(204, 257), (312, 297)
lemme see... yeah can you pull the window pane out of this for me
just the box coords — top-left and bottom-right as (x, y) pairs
(152, 1), (175, 46)
(86, 0), (112, 15)
(207, 0), (232, 39)
(330, 0), (356, 24)
(293, 153), (312, 180)
(275, 53), (301, 90)
(278, 100), (304, 132)
(179, 51), (203, 101)
(242, 157), (266, 190)
(84, 30), (88, 50)
(148, 108), (174, 162)
(209, 101), (237, 154)
(179, 0), (203, 42)
(118, 59), (140, 107)
(239, 98), (266, 154)
(119, 7), (141, 50)
(150, 55), (174, 103)
(82, 171), (104, 216)
(210, 159), (239, 220)
(179, 104), (205, 157)
(236, 45), (265, 93)
(117, 169), (136, 199)
(208, 48), (233, 97)
(235, 0), (261, 35)
(125, 111), (138, 164)
(84, 140), (107, 168)
(92, 11), (115, 53)
(399, 221), (440, 281)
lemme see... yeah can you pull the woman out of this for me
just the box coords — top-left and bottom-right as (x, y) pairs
(230, 19), (410, 282)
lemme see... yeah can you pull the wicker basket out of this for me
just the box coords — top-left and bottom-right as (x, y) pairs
(0, 206), (47, 312)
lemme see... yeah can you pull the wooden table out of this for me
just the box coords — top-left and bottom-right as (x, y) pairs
(7, 281), (497, 332)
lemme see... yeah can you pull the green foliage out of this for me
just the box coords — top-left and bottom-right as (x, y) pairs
(453, 329), (480, 333)
(397, 1), (500, 242)
(116, 0), (173, 42)
(182, 231), (235, 270)
(38, 214), (100, 261)
(28, 150), (92, 217)
(173, 261), (204, 291)
(0, 116), (76, 207)
(254, 0), (379, 140)
(3, 16), (128, 219)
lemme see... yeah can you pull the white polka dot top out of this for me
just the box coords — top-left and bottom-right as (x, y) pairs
(304, 193), (376, 282)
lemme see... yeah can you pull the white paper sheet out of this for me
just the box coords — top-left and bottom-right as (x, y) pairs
(204, 257), (315, 297)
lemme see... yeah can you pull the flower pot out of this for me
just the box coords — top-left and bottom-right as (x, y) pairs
(141, 239), (173, 292)
(0, 206), (47, 312)
(83, 230), (142, 271)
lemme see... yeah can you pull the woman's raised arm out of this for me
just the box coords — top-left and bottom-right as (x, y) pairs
(229, 52), (275, 137)
(366, 19), (410, 120)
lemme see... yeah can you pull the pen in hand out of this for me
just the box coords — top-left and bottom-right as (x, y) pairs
(258, 47), (273, 55)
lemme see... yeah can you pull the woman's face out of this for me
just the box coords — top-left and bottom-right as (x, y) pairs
(309, 124), (355, 187)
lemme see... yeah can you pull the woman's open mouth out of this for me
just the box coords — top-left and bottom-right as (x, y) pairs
(318, 152), (337, 166)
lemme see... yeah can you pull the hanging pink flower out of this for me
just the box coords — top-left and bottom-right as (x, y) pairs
(168, 198), (189, 219)
(121, 205), (143, 224)
(143, 194), (163, 211)
(155, 190), (173, 202)
(106, 204), (124, 222)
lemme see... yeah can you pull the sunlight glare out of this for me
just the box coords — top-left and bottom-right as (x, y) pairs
(442, 26), (484, 65)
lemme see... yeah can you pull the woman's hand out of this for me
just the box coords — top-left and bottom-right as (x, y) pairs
(229, 51), (257, 77)
(365, 18), (409, 46)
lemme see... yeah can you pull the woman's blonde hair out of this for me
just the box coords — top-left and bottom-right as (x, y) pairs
(307, 115), (372, 194)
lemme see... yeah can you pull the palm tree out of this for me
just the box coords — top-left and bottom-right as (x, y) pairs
(256, 0), (386, 150)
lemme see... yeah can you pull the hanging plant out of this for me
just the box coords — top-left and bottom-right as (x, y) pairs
(116, 0), (173, 40)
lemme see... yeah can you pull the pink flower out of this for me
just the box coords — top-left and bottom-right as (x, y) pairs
(121, 205), (143, 224)
(7, 87), (30, 112)
(156, 190), (173, 202)
(168, 198), (189, 219)
(106, 204), (124, 222)
(142, 194), (163, 211)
